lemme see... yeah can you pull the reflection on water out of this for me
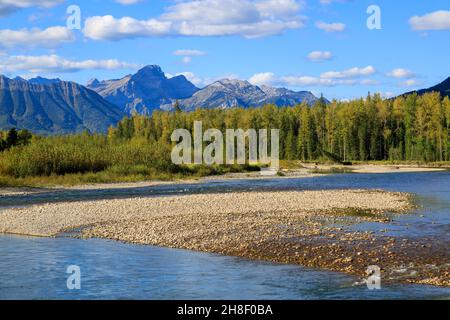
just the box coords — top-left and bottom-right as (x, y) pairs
(0, 171), (450, 299)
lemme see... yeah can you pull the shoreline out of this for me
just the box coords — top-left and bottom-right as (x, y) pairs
(0, 163), (447, 195)
(0, 188), (448, 287)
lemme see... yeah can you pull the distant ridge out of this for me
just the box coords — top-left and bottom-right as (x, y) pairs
(401, 77), (450, 98)
(88, 65), (323, 114)
(0, 75), (125, 135)
(164, 78), (321, 111)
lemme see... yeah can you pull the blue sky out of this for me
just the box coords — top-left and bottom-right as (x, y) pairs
(0, 0), (449, 100)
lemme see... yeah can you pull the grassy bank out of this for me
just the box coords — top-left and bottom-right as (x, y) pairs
(0, 164), (261, 188)
(1, 159), (448, 188)
(0, 133), (260, 187)
(0, 166), (255, 188)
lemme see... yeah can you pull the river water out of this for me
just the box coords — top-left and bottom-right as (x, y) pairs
(0, 172), (449, 299)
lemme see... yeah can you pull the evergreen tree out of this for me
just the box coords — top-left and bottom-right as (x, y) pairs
(6, 128), (18, 148)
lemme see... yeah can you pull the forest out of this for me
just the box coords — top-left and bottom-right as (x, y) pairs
(0, 91), (449, 186)
(111, 91), (450, 163)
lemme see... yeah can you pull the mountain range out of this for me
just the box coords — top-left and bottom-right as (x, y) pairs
(1, 65), (449, 135)
(87, 65), (321, 114)
(159, 79), (319, 112)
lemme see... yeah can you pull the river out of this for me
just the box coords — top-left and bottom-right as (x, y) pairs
(1, 172), (449, 299)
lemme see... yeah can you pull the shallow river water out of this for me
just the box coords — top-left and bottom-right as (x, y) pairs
(0, 172), (449, 299)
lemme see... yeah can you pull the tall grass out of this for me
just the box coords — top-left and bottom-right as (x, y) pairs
(0, 133), (258, 187)
(0, 134), (169, 178)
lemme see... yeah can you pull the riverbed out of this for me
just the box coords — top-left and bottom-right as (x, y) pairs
(0, 172), (449, 299)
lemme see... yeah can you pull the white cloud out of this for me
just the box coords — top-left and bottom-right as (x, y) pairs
(307, 51), (332, 62)
(173, 49), (207, 56)
(162, 0), (302, 23)
(249, 68), (379, 87)
(386, 68), (415, 79)
(361, 79), (379, 85)
(173, 49), (207, 64)
(281, 76), (357, 86)
(83, 15), (172, 40)
(399, 79), (422, 87)
(254, 0), (304, 19)
(409, 10), (450, 31)
(321, 66), (376, 79)
(316, 21), (346, 32)
(83, 0), (306, 40)
(0, 54), (139, 73)
(0, 26), (74, 49)
(0, 0), (64, 17)
(249, 72), (277, 85)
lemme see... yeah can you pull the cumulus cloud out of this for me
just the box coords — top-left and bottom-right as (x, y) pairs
(83, 0), (306, 40)
(83, 15), (172, 41)
(386, 68), (415, 79)
(0, 0), (64, 17)
(249, 72), (277, 85)
(249, 67), (379, 87)
(307, 51), (332, 62)
(316, 21), (346, 32)
(321, 66), (376, 79)
(0, 54), (139, 73)
(409, 10), (450, 31)
(0, 26), (74, 49)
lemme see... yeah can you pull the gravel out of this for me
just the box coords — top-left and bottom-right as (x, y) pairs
(2, 189), (447, 286)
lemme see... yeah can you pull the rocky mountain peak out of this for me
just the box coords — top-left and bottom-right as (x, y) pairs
(87, 78), (101, 88)
(87, 65), (199, 115)
(133, 65), (165, 79)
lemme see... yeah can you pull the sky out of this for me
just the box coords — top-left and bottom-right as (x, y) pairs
(0, 0), (449, 100)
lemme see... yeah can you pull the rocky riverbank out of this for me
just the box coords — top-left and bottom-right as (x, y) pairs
(0, 189), (448, 286)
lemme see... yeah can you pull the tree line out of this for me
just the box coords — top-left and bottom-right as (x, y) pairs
(0, 91), (449, 183)
(111, 92), (450, 163)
